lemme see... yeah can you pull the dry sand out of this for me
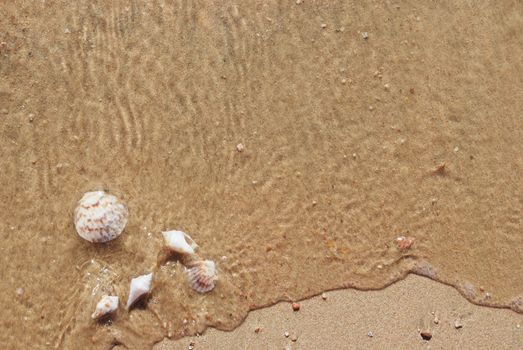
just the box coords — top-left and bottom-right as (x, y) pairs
(156, 275), (522, 350)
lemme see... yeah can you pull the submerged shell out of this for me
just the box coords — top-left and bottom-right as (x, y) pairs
(395, 236), (415, 250)
(186, 260), (217, 293)
(74, 191), (128, 243)
(91, 295), (119, 320)
(126, 273), (153, 309)
(162, 230), (198, 255)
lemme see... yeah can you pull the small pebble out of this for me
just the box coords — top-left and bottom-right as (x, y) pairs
(292, 302), (300, 311)
(321, 23), (327, 29)
(367, 331), (373, 337)
(420, 330), (432, 340)
(433, 316), (439, 324)
(64, 28), (71, 34)
(312, 200), (317, 206)
(368, 106), (374, 111)
(454, 320), (463, 329)
(295, 0), (302, 4)
(254, 327), (262, 333)
(236, 143), (245, 152)
(28, 113), (35, 122)
(16, 288), (24, 296)
(321, 293), (327, 300)
(384, 83), (390, 91)
(453, 146), (459, 152)
(362, 32), (369, 39)
(341, 78), (347, 84)
(290, 335), (298, 342)
(284, 331), (290, 338)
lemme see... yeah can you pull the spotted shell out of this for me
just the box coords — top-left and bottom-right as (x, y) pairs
(91, 295), (119, 320)
(74, 191), (128, 243)
(186, 260), (217, 293)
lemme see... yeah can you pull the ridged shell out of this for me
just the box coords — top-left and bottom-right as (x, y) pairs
(126, 273), (153, 309)
(74, 191), (128, 243)
(186, 260), (217, 293)
(91, 295), (119, 320)
(162, 230), (198, 255)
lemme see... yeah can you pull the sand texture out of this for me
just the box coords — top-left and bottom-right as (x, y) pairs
(0, 0), (521, 349)
(156, 275), (523, 350)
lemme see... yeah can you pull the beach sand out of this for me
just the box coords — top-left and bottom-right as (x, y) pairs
(1, 1), (522, 349)
(156, 274), (522, 350)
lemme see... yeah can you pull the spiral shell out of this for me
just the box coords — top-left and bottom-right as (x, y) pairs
(74, 191), (128, 243)
(162, 230), (198, 255)
(185, 260), (217, 293)
(91, 295), (119, 320)
(126, 273), (153, 309)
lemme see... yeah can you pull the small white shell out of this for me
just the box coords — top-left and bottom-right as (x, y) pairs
(186, 260), (217, 293)
(91, 295), (119, 320)
(126, 273), (153, 309)
(74, 191), (128, 243)
(162, 230), (198, 255)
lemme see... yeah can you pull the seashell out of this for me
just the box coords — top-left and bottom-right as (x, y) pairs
(126, 273), (153, 309)
(395, 236), (415, 250)
(91, 295), (119, 320)
(74, 190), (128, 243)
(185, 260), (217, 293)
(162, 230), (198, 255)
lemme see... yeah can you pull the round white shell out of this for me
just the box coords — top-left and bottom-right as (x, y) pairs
(186, 260), (217, 293)
(126, 273), (153, 309)
(74, 191), (128, 243)
(91, 295), (119, 320)
(162, 230), (198, 255)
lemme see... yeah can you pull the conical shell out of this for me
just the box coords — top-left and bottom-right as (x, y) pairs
(162, 230), (198, 255)
(126, 273), (153, 309)
(91, 295), (119, 320)
(74, 191), (128, 243)
(186, 260), (217, 293)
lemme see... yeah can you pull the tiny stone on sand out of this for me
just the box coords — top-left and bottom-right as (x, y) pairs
(362, 32), (369, 39)
(321, 292), (327, 300)
(454, 320), (463, 329)
(236, 143), (245, 152)
(284, 331), (290, 338)
(292, 302), (300, 311)
(290, 335), (298, 342)
(367, 331), (373, 337)
(420, 330), (432, 340)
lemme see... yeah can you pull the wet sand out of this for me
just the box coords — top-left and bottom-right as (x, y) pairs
(156, 275), (523, 350)
(1, 1), (522, 349)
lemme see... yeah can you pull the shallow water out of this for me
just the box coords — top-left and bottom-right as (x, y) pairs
(0, 1), (522, 349)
